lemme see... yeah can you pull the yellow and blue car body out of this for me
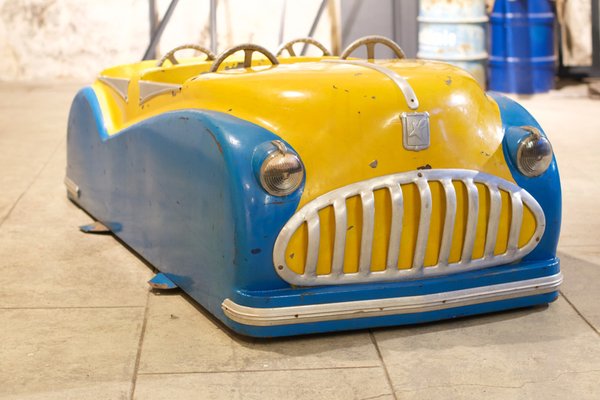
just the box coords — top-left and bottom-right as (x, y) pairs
(66, 37), (562, 337)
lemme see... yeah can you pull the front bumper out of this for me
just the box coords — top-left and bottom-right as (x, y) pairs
(223, 272), (562, 327)
(222, 258), (560, 337)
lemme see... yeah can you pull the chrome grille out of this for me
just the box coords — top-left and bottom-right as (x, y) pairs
(273, 169), (545, 286)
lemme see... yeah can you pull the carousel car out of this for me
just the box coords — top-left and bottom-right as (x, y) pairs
(65, 36), (562, 337)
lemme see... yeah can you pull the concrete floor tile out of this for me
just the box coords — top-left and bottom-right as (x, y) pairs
(0, 83), (79, 222)
(558, 247), (600, 332)
(559, 178), (600, 247)
(138, 294), (380, 374)
(0, 145), (151, 308)
(133, 367), (393, 400)
(0, 307), (144, 400)
(373, 297), (600, 399)
(391, 370), (600, 400)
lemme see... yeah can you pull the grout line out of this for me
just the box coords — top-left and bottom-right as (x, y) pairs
(369, 330), (399, 400)
(0, 305), (145, 310)
(129, 290), (151, 400)
(0, 138), (64, 229)
(137, 365), (383, 376)
(559, 291), (600, 337)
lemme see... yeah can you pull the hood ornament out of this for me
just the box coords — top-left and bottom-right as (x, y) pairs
(402, 112), (430, 151)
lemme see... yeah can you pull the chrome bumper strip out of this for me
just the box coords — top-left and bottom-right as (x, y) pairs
(222, 272), (562, 327)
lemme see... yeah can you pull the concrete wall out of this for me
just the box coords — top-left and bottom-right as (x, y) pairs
(0, 0), (333, 82)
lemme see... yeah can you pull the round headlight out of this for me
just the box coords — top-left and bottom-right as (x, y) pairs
(260, 141), (304, 196)
(516, 126), (553, 177)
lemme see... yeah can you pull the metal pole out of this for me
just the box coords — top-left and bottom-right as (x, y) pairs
(147, 0), (158, 59)
(341, 0), (364, 46)
(142, 0), (180, 60)
(210, 0), (218, 54)
(592, 0), (600, 74)
(279, 0), (288, 45)
(301, 0), (328, 55)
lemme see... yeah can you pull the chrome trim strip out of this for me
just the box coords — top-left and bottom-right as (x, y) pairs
(508, 192), (524, 256)
(138, 81), (182, 104)
(331, 199), (347, 276)
(323, 59), (419, 110)
(386, 185), (403, 270)
(273, 169), (546, 287)
(64, 176), (80, 199)
(461, 179), (479, 264)
(98, 76), (130, 101)
(485, 184), (502, 258)
(305, 212), (320, 277)
(359, 191), (375, 275)
(438, 179), (456, 268)
(222, 272), (562, 326)
(413, 178), (432, 270)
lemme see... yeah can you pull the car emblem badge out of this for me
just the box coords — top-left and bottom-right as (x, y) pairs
(401, 112), (430, 151)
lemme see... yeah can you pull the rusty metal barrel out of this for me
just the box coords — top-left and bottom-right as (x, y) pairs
(417, 0), (488, 87)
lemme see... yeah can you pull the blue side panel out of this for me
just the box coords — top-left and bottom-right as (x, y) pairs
(489, 92), (562, 261)
(66, 88), (301, 321)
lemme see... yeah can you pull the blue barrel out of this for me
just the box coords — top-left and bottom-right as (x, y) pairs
(418, 0), (488, 87)
(489, 0), (555, 94)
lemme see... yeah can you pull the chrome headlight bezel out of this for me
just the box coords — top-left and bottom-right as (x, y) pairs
(515, 126), (553, 178)
(258, 140), (304, 197)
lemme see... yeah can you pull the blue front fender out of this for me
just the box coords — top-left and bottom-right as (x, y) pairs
(66, 87), (302, 320)
(490, 92), (562, 261)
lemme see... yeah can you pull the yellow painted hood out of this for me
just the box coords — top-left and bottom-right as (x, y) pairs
(181, 60), (513, 202)
(96, 59), (514, 202)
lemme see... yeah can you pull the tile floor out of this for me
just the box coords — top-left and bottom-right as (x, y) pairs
(0, 82), (599, 399)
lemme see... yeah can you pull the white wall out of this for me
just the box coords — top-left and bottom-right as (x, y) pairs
(0, 0), (334, 82)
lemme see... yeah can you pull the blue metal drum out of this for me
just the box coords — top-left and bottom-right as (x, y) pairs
(418, 0), (488, 87)
(489, 0), (556, 94)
